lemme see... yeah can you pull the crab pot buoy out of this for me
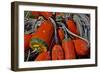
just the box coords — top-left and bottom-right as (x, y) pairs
(35, 52), (50, 61)
(57, 27), (65, 42)
(73, 38), (89, 58)
(66, 18), (79, 35)
(62, 38), (76, 59)
(52, 44), (64, 60)
(31, 11), (40, 18)
(30, 20), (54, 53)
(24, 34), (32, 50)
(40, 12), (53, 20)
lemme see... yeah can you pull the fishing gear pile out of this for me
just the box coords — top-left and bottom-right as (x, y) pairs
(24, 11), (90, 61)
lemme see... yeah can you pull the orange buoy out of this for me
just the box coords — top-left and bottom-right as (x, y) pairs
(35, 52), (50, 61)
(31, 11), (40, 18)
(66, 18), (79, 35)
(52, 44), (64, 60)
(24, 34), (32, 50)
(40, 12), (53, 19)
(30, 20), (54, 53)
(62, 38), (76, 59)
(73, 38), (89, 57)
(57, 28), (65, 42)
